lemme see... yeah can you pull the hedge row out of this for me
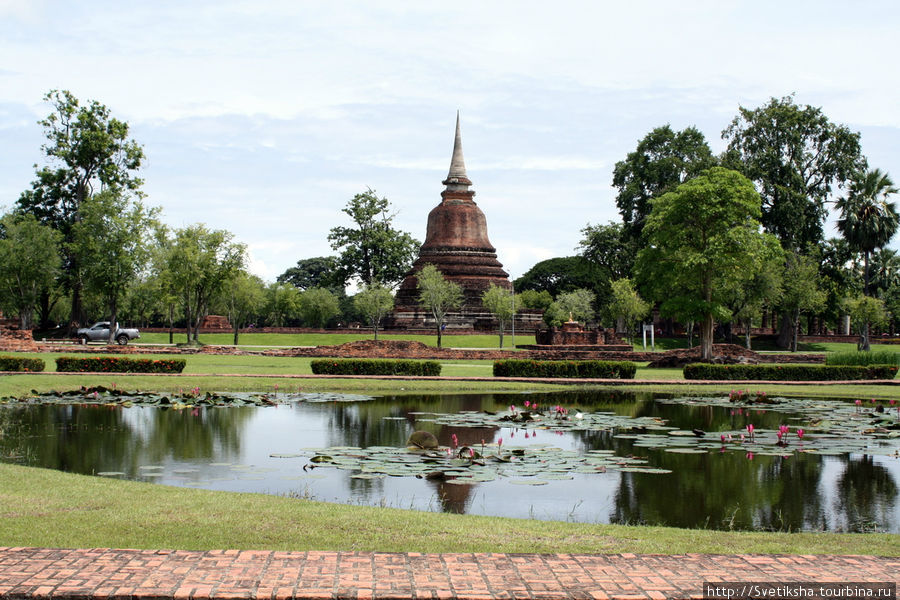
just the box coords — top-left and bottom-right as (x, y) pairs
(493, 359), (636, 379)
(310, 358), (441, 376)
(683, 363), (898, 381)
(0, 355), (45, 372)
(56, 356), (187, 373)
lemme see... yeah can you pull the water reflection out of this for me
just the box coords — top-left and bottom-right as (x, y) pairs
(1, 390), (898, 533)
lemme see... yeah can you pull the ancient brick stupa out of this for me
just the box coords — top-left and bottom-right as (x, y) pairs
(391, 114), (514, 329)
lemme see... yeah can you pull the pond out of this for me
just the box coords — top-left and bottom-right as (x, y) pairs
(1, 389), (898, 533)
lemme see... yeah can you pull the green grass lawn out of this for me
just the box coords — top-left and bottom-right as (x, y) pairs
(1, 351), (896, 399)
(1, 463), (896, 556)
(131, 331), (537, 349)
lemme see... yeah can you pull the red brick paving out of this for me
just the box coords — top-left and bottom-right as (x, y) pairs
(0, 548), (897, 600)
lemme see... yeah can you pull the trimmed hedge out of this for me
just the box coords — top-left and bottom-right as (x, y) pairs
(56, 356), (187, 373)
(0, 355), (45, 372)
(493, 359), (636, 379)
(310, 358), (441, 376)
(683, 363), (898, 381)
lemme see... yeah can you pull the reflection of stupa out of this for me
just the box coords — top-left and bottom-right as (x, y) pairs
(390, 115), (542, 330)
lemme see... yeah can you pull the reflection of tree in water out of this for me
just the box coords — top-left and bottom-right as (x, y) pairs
(0, 404), (253, 476)
(324, 394), (499, 449)
(139, 405), (253, 464)
(833, 454), (898, 532)
(609, 450), (827, 531)
(0, 404), (138, 474)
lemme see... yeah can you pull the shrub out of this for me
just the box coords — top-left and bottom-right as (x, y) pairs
(0, 355), (45, 372)
(683, 363), (898, 381)
(56, 356), (186, 373)
(310, 358), (441, 376)
(493, 359), (636, 379)
(825, 350), (900, 367)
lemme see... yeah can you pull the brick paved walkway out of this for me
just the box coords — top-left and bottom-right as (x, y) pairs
(1, 548), (897, 600)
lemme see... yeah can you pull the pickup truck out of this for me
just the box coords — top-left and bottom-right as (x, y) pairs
(76, 322), (141, 345)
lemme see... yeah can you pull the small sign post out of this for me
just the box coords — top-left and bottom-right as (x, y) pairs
(642, 323), (655, 351)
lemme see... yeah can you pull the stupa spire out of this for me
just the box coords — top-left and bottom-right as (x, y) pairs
(443, 111), (472, 189)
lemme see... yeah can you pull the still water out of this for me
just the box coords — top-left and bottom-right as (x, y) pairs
(1, 390), (898, 532)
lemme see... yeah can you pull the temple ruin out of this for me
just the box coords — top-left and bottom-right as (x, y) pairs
(389, 115), (542, 331)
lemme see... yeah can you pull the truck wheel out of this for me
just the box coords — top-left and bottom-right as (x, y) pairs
(116, 334), (129, 345)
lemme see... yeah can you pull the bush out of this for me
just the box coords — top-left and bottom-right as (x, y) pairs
(493, 359), (636, 379)
(56, 356), (186, 373)
(683, 363), (898, 381)
(825, 350), (900, 367)
(0, 355), (45, 372)
(310, 358), (441, 376)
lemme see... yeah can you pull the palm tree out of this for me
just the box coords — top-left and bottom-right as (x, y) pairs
(869, 249), (900, 297)
(836, 169), (900, 295)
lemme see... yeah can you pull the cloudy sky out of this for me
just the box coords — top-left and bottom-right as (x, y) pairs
(1, 0), (898, 283)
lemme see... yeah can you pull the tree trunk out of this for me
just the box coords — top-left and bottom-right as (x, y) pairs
(233, 323), (239, 346)
(859, 322), (871, 351)
(700, 314), (714, 361)
(791, 311), (800, 352)
(863, 250), (870, 296)
(168, 303), (174, 345)
(777, 312), (793, 349)
(744, 317), (752, 350)
(498, 321), (504, 349)
(107, 302), (118, 345)
(436, 322), (443, 348)
(686, 321), (694, 348)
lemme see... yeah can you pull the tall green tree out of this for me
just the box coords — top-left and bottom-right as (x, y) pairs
(722, 95), (863, 347)
(353, 283), (395, 340)
(481, 284), (516, 349)
(72, 190), (156, 343)
(277, 256), (342, 292)
(613, 125), (716, 245)
(225, 272), (265, 345)
(843, 294), (888, 351)
(416, 264), (462, 349)
(328, 189), (420, 288)
(835, 168), (899, 296)
(636, 167), (773, 360)
(779, 252), (827, 352)
(722, 95), (864, 252)
(17, 90), (144, 330)
(299, 287), (340, 329)
(0, 213), (62, 329)
(607, 278), (651, 345)
(164, 225), (246, 343)
(263, 282), (302, 327)
(513, 256), (604, 299)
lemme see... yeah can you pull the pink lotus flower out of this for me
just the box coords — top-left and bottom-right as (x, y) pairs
(720, 434), (726, 442)
(524, 400), (531, 408)
(797, 429), (804, 440)
(451, 434), (458, 449)
(498, 437), (503, 447)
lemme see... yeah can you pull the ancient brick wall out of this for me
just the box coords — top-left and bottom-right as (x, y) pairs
(0, 328), (38, 352)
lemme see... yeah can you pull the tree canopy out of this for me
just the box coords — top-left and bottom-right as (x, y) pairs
(277, 256), (342, 292)
(328, 189), (420, 288)
(354, 283), (395, 340)
(613, 125), (715, 244)
(0, 213), (62, 329)
(17, 90), (145, 329)
(722, 95), (864, 252)
(416, 264), (462, 348)
(636, 167), (774, 360)
(513, 256), (605, 299)
(481, 284), (516, 348)
(835, 168), (899, 295)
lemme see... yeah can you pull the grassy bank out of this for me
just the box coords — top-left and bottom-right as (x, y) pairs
(1, 463), (895, 555)
(0, 352), (896, 399)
